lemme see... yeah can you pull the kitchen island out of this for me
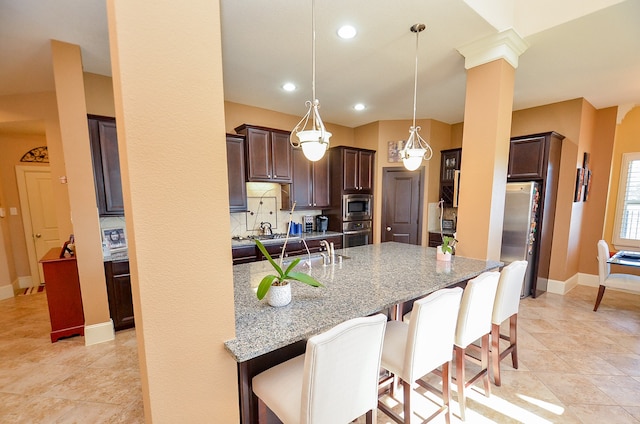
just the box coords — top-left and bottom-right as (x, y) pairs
(225, 242), (502, 423)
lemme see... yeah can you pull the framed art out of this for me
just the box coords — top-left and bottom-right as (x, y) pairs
(103, 227), (127, 250)
(388, 140), (405, 163)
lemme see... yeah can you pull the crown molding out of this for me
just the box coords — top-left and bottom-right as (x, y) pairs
(456, 28), (528, 70)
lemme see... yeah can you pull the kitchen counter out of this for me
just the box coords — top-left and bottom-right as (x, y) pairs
(103, 250), (129, 262)
(226, 241), (501, 423)
(225, 242), (501, 362)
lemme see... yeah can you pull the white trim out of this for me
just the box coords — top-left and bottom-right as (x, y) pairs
(456, 28), (528, 70)
(84, 320), (115, 346)
(547, 273), (579, 295)
(0, 284), (14, 300)
(578, 273), (600, 287)
(17, 275), (33, 289)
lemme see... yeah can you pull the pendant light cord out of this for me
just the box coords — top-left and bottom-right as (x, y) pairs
(412, 25), (419, 129)
(311, 0), (317, 129)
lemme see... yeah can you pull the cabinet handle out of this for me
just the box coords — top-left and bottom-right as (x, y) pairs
(386, 227), (391, 231)
(35, 233), (42, 238)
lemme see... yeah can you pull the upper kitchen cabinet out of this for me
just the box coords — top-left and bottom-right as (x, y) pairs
(508, 132), (564, 181)
(330, 146), (375, 194)
(284, 147), (330, 209)
(235, 124), (292, 183)
(88, 115), (124, 216)
(439, 148), (461, 207)
(226, 133), (247, 212)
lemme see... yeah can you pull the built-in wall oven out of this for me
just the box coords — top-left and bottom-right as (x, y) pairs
(342, 194), (373, 221)
(343, 220), (372, 248)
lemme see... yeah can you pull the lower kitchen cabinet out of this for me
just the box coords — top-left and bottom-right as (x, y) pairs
(104, 260), (135, 331)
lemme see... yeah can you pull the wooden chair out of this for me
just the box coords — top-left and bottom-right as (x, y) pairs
(491, 260), (528, 386)
(252, 314), (387, 424)
(453, 272), (500, 421)
(593, 239), (640, 311)
(378, 287), (463, 424)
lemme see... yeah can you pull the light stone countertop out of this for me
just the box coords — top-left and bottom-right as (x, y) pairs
(224, 242), (502, 362)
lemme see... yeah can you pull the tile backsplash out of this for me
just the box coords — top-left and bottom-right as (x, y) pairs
(230, 182), (322, 238)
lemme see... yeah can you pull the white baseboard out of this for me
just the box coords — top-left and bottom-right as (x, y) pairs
(84, 320), (115, 346)
(17, 276), (33, 289)
(0, 284), (14, 300)
(578, 273), (599, 287)
(547, 273), (579, 295)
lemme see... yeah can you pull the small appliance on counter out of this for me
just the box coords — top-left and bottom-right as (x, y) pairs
(316, 215), (328, 232)
(441, 219), (455, 234)
(303, 215), (314, 233)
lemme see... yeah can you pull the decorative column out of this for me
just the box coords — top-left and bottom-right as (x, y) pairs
(454, 29), (528, 260)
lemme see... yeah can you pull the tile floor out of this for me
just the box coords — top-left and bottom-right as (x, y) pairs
(1, 284), (638, 423)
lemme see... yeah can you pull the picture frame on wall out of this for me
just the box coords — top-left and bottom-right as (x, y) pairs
(388, 140), (405, 163)
(574, 168), (584, 202)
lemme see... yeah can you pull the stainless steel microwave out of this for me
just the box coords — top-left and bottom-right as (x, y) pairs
(342, 194), (373, 221)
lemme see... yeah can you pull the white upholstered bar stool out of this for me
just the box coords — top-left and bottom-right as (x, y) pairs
(252, 314), (387, 424)
(453, 271), (500, 421)
(378, 287), (463, 424)
(491, 260), (528, 386)
(593, 239), (640, 311)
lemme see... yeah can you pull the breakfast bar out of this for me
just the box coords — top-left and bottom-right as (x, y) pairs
(224, 242), (502, 423)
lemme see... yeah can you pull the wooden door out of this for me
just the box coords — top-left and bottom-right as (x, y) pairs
(312, 154), (330, 208)
(16, 166), (60, 284)
(226, 134), (247, 212)
(358, 150), (375, 192)
(381, 168), (423, 244)
(290, 148), (313, 208)
(270, 130), (292, 182)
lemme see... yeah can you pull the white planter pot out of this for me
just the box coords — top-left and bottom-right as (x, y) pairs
(436, 246), (452, 262)
(267, 282), (291, 307)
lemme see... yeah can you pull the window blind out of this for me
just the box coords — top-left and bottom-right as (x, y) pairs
(620, 159), (640, 240)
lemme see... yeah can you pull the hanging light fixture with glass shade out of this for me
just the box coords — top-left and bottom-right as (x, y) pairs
(400, 23), (433, 171)
(290, 0), (331, 162)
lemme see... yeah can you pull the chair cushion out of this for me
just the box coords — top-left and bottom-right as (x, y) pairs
(253, 354), (305, 424)
(604, 273), (640, 292)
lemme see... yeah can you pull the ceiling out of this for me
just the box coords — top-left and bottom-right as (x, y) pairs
(1, 0), (639, 133)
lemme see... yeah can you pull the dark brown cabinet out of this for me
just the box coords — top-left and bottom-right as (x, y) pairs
(285, 148), (330, 209)
(235, 124), (292, 183)
(104, 260), (135, 331)
(40, 248), (85, 342)
(507, 136), (548, 180)
(329, 147), (375, 194)
(439, 148), (462, 207)
(89, 115), (124, 216)
(226, 134), (247, 212)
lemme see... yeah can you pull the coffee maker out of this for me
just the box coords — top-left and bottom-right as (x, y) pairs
(315, 215), (328, 232)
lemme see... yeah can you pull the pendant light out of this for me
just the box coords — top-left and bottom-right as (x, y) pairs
(290, 0), (331, 162)
(401, 23), (433, 171)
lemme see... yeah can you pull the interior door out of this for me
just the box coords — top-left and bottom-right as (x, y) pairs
(381, 168), (423, 244)
(16, 166), (60, 285)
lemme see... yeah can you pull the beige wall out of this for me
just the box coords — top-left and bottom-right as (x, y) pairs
(107, 0), (239, 420)
(84, 72), (116, 117)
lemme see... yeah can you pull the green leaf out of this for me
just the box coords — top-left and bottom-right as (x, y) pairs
(257, 275), (279, 300)
(255, 240), (283, 277)
(283, 258), (301, 277)
(288, 271), (324, 288)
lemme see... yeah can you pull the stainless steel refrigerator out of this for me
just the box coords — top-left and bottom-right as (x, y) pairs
(500, 182), (540, 297)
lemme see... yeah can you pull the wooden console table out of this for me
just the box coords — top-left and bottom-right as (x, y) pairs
(39, 248), (85, 342)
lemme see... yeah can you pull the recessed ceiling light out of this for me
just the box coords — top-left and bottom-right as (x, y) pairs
(354, 103), (366, 111)
(282, 82), (296, 92)
(337, 25), (357, 39)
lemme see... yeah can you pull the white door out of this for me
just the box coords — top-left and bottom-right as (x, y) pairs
(16, 166), (60, 285)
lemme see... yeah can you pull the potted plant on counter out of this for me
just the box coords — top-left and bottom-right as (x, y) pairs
(436, 235), (457, 261)
(255, 239), (324, 307)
